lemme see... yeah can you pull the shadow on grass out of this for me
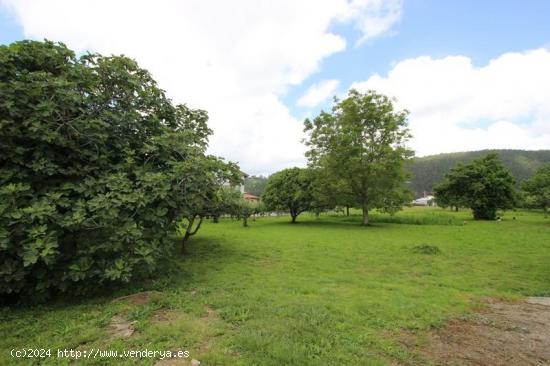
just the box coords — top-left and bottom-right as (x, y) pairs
(264, 217), (391, 230)
(264, 212), (465, 228)
(126, 235), (250, 294)
(367, 214), (465, 226)
(2, 235), (246, 310)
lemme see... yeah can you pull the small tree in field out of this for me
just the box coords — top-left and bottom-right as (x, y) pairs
(235, 199), (261, 227)
(433, 174), (467, 212)
(522, 164), (550, 218)
(208, 187), (243, 223)
(434, 154), (516, 220)
(304, 89), (413, 225)
(262, 168), (316, 223)
(179, 162), (241, 247)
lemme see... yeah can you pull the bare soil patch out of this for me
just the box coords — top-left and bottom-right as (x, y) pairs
(107, 315), (135, 338)
(416, 297), (550, 365)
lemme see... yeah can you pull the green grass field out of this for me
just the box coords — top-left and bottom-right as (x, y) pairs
(2, 207), (550, 365)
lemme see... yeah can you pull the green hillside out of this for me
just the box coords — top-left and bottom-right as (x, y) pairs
(408, 149), (550, 196)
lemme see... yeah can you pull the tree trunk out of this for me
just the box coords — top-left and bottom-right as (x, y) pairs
(454, 206), (459, 212)
(243, 216), (248, 227)
(182, 216), (195, 250)
(544, 206), (548, 218)
(181, 215), (203, 252)
(291, 214), (297, 223)
(346, 206), (350, 216)
(362, 206), (369, 225)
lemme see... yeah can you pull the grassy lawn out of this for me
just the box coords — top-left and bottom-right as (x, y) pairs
(2, 207), (550, 365)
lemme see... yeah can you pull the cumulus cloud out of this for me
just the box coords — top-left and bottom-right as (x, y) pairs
(297, 79), (340, 108)
(351, 48), (550, 156)
(341, 0), (403, 45)
(1, 0), (402, 174)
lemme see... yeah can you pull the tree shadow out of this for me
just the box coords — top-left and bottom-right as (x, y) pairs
(265, 216), (390, 230)
(2, 235), (245, 309)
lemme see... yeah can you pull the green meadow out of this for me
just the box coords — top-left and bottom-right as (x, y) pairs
(2, 207), (549, 365)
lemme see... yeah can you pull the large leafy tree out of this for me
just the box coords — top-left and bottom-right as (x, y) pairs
(313, 168), (357, 216)
(0, 40), (237, 300)
(262, 167), (316, 223)
(522, 164), (550, 218)
(304, 89), (413, 225)
(434, 154), (516, 220)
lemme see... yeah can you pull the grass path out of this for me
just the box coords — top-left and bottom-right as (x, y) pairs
(2, 208), (550, 365)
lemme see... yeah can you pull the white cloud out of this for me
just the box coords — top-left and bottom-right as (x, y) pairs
(351, 48), (550, 156)
(297, 79), (340, 108)
(1, 0), (402, 175)
(342, 0), (403, 45)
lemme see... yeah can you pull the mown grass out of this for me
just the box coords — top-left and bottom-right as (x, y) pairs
(1, 207), (550, 365)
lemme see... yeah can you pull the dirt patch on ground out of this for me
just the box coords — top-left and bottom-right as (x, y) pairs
(112, 291), (161, 305)
(108, 315), (136, 338)
(150, 308), (178, 323)
(415, 297), (550, 365)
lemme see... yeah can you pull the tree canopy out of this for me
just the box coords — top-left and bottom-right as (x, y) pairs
(262, 167), (316, 223)
(0, 40), (238, 300)
(522, 164), (550, 218)
(304, 89), (413, 225)
(434, 154), (516, 220)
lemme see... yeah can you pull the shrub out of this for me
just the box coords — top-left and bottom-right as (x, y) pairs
(0, 40), (235, 301)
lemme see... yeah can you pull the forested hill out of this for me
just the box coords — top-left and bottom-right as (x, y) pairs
(408, 149), (550, 196)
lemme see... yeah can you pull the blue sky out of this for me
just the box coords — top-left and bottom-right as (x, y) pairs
(287, 0), (550, 115)
(1, 0), (550, 174)
(0, 7), (21, 43)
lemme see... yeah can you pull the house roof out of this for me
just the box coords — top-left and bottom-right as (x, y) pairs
(243, 192), (260, 199)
